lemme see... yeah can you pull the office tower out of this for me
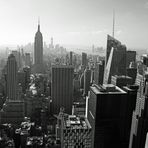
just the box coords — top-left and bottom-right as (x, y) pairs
(94, 60), (105, 85)
(129, 73), (148, 148)
(126, 68), (137, 84)
(60, 115), (92, 148)
(84, 67), (91, 96)
(87, 84), (131, 148)
(104, 35), (126, 84)
(25, 53), (31, 67)
(51, 65), (74, 114)
(34, 21), (43, 73)
(7, 54), (18, 100)
(111, 75), (133, 88)
(105, 35), (121, 65)
(82, 52), (87, 68)
(12, 50), (21, 69)
(0, 54), (24, 125)
(69, 51), (73, 65)
(126, 51), (136, 68)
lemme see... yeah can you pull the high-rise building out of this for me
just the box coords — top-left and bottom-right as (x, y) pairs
(33, 21), (44, 73)
(105, 35), (121, 65)
(129, 73), (148, 148)
(25, 53), (31, 67)
(0, 54), (24, 125)
(69, 51), (73, 65)
(84, 67), (91, 96)
(94, 60), (105, 85)
(82, 52), (87, 68)
(104, 35), (126, 84)
(60, 115), (92, 148)
(126, 51), (136, 68)
(6, 54), (18, 100)
(51, 65), (74, 114)
(87, 84), (133, 148)
(12, 50), (21, 69)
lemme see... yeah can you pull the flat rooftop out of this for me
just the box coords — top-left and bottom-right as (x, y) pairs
(91, 84), (126, 94)
(63, 115), (91, 129)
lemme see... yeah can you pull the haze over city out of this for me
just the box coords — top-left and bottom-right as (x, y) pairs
(0, 0), (148, 49)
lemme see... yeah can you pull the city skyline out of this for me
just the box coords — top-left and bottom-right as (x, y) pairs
(0, 0), (147, 49)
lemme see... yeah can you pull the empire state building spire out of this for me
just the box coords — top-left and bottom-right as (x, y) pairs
(38, 17), (40, 32)
(33, 19), (44, 73)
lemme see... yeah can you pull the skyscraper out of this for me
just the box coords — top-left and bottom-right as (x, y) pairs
(87, 84), (131, 148)
(69, 51), (73, 65)
(34, 21), (43, 73)
(6, 54), (18, 100)
(51, 65), (74, 114)
(82, 52), (87, 69)
(84, 67), (91, 96)
(0, 54), (24, 125)
(129, 73), (148, 148)
(104, 35), (126, 84)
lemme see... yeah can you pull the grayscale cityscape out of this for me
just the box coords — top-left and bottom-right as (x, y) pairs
(0, 0), (148, 148)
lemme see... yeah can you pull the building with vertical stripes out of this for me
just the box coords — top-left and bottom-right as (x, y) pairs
(0, 54), (24, 125)
(87, 84), (132, 148)
(6, 54), (18, 100)
(51, 65), (74, 114)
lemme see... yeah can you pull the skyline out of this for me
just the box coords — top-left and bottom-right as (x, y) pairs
(0, 0), (148, 49)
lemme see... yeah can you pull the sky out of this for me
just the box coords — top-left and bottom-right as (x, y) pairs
(0, 0), (148, 49)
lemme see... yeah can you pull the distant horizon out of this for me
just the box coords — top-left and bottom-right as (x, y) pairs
(0, 0), (148, 49)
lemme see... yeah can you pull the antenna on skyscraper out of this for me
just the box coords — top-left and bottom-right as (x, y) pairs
(38, 16), (40, 25)
(38, 16), (40, 31)
(112, 10), (115, 38)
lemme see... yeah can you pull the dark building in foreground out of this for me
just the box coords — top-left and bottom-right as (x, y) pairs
(51, 65), (74, 114)
(87, 84), (136, 148)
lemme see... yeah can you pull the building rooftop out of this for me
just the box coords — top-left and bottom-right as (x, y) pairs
(91, 84), (126, 94)
(63, 115), (91, 129)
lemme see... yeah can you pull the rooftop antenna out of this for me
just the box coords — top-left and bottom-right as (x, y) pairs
(112, 10), (115, 38)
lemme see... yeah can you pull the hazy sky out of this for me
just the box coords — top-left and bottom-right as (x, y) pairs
(0, 0), (148, 49)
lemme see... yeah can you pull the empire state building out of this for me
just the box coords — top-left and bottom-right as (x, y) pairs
(33, 21), (44, 73)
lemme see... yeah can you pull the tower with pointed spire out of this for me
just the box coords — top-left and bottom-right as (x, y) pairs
(34, 19), (44, 73)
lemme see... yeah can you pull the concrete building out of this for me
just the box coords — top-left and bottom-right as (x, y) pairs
(60, 115), (92, 148)
(84, 67), (91, 96)
(129, 73), (148, 148)
(0, 54), (24, 125)
(94, 60), (105, 85)
(51, 65), (74, 114)
(82, 52), (87, 68)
